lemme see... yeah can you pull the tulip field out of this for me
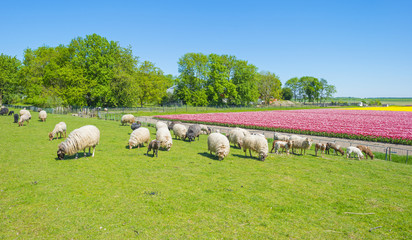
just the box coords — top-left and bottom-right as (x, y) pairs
(156, 109), (412, 145)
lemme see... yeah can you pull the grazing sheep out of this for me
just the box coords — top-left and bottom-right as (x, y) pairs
(156, 127), (173, 151)
(19, 109), (31, 117)
(168, 121), (182, 130)
(273, 132), (290, 141)
(131, 121), (141, 131)
(121, 114), (135, 126)
(13, 113), (18, 123)
(18, 114), (31, 126)
(273, 140), (293, 154)
(57, 125), (100, 160)
(156, 121), (168, 130)
(39, 110), (47, 122)
(8, 110), (14, 116)
(172, 124), (187, 140)
(129, 127), (150, 149)
(326, 142), (345, 156)
(227, 128), (249, 149)
(346, 146), (364, 160)
(356, 145), (374, 160)
(199, 124), (212, 135)
(315, 143), (327, 157)
(207, 132), (230, 160)
(147, 140), (161, 157)
(242, 135), (269, 161)
(0, 107), (9, 115)
(49, 122), (67, 140)
(184, 124), (202, 142)
(291, 137), (313, 155)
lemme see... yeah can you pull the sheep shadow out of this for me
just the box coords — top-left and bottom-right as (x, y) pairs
(198, 152), (222, 161)
(54, 154), (92, 161)
(232, 153), (263, 161)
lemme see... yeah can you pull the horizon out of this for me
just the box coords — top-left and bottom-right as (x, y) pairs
(1, 0), (411, 98)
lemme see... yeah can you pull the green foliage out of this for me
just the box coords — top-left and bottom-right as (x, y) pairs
(286, 76), (336, 103)
(0, 54), (22, 105)
(257, 71), (282, 105)
(282, 87), (293, 100)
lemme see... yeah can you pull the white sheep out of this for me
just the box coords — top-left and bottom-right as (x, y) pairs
(19, 109), (31, 117)
(172, 124), (187, 140)
(274, 140), (293, 155)
(57, 125), (100, 159)
(242, 135), (269, 161)
(18, 114), (31, 127)
(274, 132), (290, 141)
(129, 127), (151, 149)
(156, 127), (173, 151)
(346, 146), (364, 160)
(291, 137), (313, 155)
(156, 121), (168, 130)
(121, 114), (135, 125)
(227, 128), (249, 148)
(207, 133), (230, 160)
(315, 143), (327, 157)
(199, 124), (211, 135)
(49, 122), (67, 140)
(39, 110), (47, 122)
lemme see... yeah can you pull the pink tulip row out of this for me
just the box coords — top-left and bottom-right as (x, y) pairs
(155, 109), (412, 141)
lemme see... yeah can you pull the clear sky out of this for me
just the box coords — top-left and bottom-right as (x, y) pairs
(1, 0), (411, 98)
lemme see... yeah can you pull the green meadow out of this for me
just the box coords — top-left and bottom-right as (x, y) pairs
(0, 111), (411, 239)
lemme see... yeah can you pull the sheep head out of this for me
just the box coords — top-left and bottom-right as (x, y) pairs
(57, 148), (65, 160)
(48, 132), (54, 141)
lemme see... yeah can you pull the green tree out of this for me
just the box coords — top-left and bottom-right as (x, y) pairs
(282, 87), (293, 100)
(232, 60), (259, 105)
(257, 71), (282, 105)
(0, 54), (21, 105)
(285, 77), (300, 101)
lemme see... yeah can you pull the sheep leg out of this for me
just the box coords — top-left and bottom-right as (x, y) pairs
(270, 143), (275, 153)
(75, 153), (78, 159)
(155, 149), (158, 157)
(84, 148), (86, 157)
(92, 146), (95, 157)
(249, 149), (252, 158)
(89, 147), (91, 155)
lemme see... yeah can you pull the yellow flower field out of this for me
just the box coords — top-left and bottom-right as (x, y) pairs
(343, 106), (412, 112)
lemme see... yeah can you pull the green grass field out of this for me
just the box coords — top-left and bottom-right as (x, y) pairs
(0, 111), (411, 239)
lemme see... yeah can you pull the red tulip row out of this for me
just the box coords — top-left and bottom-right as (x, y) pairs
(155, 109), (412, 145)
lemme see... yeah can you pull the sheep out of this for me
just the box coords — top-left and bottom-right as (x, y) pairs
(207, 132), (230, 160)
(172, 124), (187, 140)
(147, 140), (161, 157)
(168, 121), (182, 130)
(39, 110), (47, 122)
(184, 124), (202, 142)
(325, 142), (345, 156)
(13, 113), (18, 123)
(291, 137), (313, 155)
(129, 127), (150, 149)
(273, 132), (290, 141)
(57, 125), (100, 160)
(0, 107), (9, 115)
(131, 121), (141, 131)
(227, 128), (249, 149)
(356, 145), (374, 160)
(346, 146), (364, 160)
(315, 143), (327, 157)
(199, 124), (212, 135)
(156, 127), (173, 151)
(49, 122), (67, 140)
(8, 110), (14, 116)
(242, 135), (269, 161)
(121, 114), (135, 126)
(19, 109), (30, 117)
(273, 140), (293, 154)
(18, 114), (31, 126)
(156, 121), (168, 130)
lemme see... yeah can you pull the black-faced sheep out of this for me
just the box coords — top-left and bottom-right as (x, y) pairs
(13, 113), (18, 123)
(356, 145), (374, 159)
(184, 124), (202, 142)
(207, 132), (230, 160)
(346, 146), (364, 160)
(315, 143), (327, 157)
(242, 135), (269, 161)
(156, 127), (173, 151)
(49, 122), (67, 140)
(325, 142), (344, 156)
(129, 127), (150, 149)
(131, 121), (141, 131)
(57, 125), (100, 160)
(39, 110), (47, 122)
(147, 140), (161, 157)
(121, 114), (135, 126)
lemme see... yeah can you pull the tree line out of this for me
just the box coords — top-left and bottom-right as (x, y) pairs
(0, 34), (336, 107)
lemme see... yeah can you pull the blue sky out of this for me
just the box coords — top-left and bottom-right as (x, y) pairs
(1, 0), (411, 97)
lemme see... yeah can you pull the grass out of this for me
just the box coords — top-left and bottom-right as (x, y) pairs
(0, 111), (411, 239)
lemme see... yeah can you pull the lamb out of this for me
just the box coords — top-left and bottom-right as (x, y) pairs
(291, 137), (313, 155)
(168, 121), (182, 130)
(39, 110), (47, 122)
(121, 114), (135, 126)
(273, 140), (293, 154)
(129, 127), (150, 149)
(227, 128), (249, 148)
(8, 110), (14, 116)
(172, 123), (188, 140)
(0, 107), (9, 115)
(156, 127), (173, 151)
(184, 124), (202, 142)
(346, 146), (364, 160)
(57, 125), (100, 160)
(13, 113), (18, 123)
(131, 121), (141, 131)
(19, 109), (31, 117)
(49, 122), (67, 140)
(242, 135), (269, 161)
(315, 143), (327, 157)
(147, 140), (161, 157)
(325, 142), (345, 156)
(207, 132), (230, 160)
(273, 132), (290, 141)
(18, 114), (31, 126)
(356, 145), (374, 159)
(156, 121), (168, 130)
(199, 124), (211, 135)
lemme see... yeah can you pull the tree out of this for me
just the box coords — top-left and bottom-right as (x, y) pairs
(282, 87), (293, 100)
(319, 78), (337, 103)
(285, 77), (300, 101)
(232, 60), (259, 105)
(0, 54), (21, 105)
(257, 71), (282, 105)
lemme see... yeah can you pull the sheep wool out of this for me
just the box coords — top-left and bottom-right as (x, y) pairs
(19, 109), (31, 117)
(228, 128), (248, 148)
(156, 127), (173, 151)
(207, 133), (230, 160)
(121, 114), (135, 125)
(129, 127), (150, 149)
(291, 137), (313, 155)
(242, 135), (269, 161)
(173, 124), (187, 140)
(346, 146), (364, 160)
(274, 132), (290, 141)
(39, 110), (47, 122)
(18, 114), (31, 126)
(156, 121), (168, 130)
(49, 122), (67, 140)
(57, 125), (100, 159)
